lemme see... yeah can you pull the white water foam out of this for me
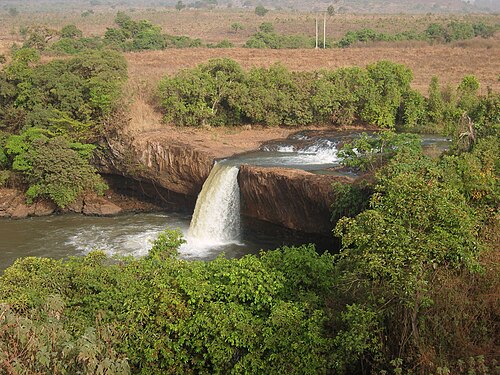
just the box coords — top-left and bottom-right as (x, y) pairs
(261, 139), (339, 166)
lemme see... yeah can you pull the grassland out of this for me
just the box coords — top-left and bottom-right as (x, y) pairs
(1, 8), (499, 44)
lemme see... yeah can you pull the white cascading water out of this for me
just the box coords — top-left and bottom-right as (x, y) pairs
(187, 162), (241, 246)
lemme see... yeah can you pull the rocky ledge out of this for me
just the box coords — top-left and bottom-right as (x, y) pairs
(239, 166), (353, 235)
(0, 189), (123, 219)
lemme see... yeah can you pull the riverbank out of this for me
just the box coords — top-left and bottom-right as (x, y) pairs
(0, 186), (164, 220)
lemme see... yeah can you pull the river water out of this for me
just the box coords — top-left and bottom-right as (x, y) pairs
(0, 212), (308, 272)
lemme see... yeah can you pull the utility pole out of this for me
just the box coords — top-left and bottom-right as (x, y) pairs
(315, 17), (319, 49)
(323, 13), (326, 48)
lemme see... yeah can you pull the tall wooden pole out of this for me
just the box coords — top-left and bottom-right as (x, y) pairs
(315, 17), (318, 49)
(323, 13), (326, 48)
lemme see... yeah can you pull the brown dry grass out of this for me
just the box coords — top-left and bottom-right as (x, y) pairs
(126, 44), (500, 95)
(0, 9), (498, 44)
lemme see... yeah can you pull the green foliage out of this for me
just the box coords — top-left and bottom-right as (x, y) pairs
(238, 65), (313, 126)
(6, 134), (107, 207)
(231, 22), (244, 33)
(338, 132), (422, 172)
(0, 303), (130, 374)
(0, 233), (336, 374)
(147, 228), (185, 260)
(60, 24), (83, 39)
(164, 34), (202, 48)
(159, 58), (245, 126)
(0, 48), (126, 140)
(21, 26), (58, 51)
(175, 0), (186, 11)
(337, 21), (497, 49)
(334, 144), (488, 369)
(310, 67), (370, 125)
(245, 25), (315, 49)
(207, 39), (234, 48)
(440, 135), (500, 210)
(255, 4), (269, 16)
(330, 180), (372, 222)
(0, 170), (10, 187)
(158, 59), (494, 130)
(101, 12), (203, 51)
(360, 61), (413, 128)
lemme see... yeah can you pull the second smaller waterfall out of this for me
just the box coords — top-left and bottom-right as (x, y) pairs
(188, 162), (241, 246)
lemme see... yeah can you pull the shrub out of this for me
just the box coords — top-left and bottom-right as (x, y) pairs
(338, 131), (422, 172)
(360, 61), (413, 128)
(60, 24), (83, 39)
(255, 4), (268, 16)
(5, 132), (107, 207)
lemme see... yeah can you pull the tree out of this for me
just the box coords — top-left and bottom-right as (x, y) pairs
(335, 149), (481, 359)
(60, 24), (83, 39)
(230, 22), (244, 33)
(259, 22), (274, 33)
(175, 0), (186, 11)
(255, 4), (269, 16)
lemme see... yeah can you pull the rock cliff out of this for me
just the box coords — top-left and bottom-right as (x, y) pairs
(100, 132), (215, 199)
(239, 166), (353, 235)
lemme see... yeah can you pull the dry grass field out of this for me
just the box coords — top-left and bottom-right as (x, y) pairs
(126, 43), (500, 95)
(0, 9), (498, 44)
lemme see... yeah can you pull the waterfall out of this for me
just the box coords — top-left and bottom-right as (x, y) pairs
(188, 162), (241, 246)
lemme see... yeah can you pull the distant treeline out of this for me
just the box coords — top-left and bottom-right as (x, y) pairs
(158, 58), (499, 133)
(15, 12), (499, 55)
(336, 20), (498, 47)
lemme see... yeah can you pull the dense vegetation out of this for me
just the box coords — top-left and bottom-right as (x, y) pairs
(0, 124), (498, 373)
(158, 58), (498, 132)
(0, 47), (127, 207)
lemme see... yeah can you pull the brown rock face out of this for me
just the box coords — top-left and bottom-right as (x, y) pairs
(82, 194), (122, 216)
(99, 129), (355, 234)
(0, 189), (24, 217)
(239, 166), (353, 235)
(100, 133), (215, 199)
(134, 139), (214, 197)
(0, 188), (56, 218)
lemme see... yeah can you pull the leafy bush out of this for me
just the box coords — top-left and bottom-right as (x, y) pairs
(360, 61), (413, 128)
(164, 34), (202, 48)
(255, 4), (268, 16)
(310, 67), (370, 125)
(0, 236), (336, 374)
(159, 58), (246, 126)
(5, 132), (107, 207)
(60, 24), (83, 39)
(158, 59), (493, 130)
(245, 24), (315, 49)
(338, 131), (422, 172)
(237, 65), (313, 126)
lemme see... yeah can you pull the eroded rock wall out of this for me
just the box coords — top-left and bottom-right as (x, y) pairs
(100, 131), (352, 235)
(239, 166), (353, 235)
(100, 133), (215, 198)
